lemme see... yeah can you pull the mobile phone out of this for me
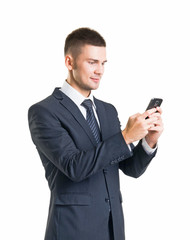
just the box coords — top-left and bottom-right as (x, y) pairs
(146, 98), (163, 111)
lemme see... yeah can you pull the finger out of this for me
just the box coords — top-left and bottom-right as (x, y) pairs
(145, 116), (159, 125)
(129, 113), (141, 119)
(149, 112), (161, 117)
(148, 124), (156, 129)
(147, 114), (160, 122)
(155, 119), (163, 126)
(148, 125), (163, 132)
(152, 116), (163, 125)
(149, 115), (162, 124)
(148, 110), (162, 119)
(156, 107), (163, 114)
(142, 108), (157, 119)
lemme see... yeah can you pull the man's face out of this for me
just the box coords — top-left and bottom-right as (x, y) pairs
(67, 44), (107, 97)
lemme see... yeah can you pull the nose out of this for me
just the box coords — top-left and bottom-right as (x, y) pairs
(94, 63), (104, 76)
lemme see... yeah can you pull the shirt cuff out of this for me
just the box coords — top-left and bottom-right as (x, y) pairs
(142, 138), (157, 155)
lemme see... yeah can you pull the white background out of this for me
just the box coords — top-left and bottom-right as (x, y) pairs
(0, 0), (190, 239)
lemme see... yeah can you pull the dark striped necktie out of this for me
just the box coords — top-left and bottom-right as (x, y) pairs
(81, 99), (101, 144)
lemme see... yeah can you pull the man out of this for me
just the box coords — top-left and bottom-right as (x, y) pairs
(28, 28), (163, 240)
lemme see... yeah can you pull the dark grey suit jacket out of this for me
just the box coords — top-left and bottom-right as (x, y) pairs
(28, 88), (156, 240)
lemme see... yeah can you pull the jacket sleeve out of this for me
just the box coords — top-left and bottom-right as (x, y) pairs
(119, 140), (157, 178)
(28, 104), (132, 182)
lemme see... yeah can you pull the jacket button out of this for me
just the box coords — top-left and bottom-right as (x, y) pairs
(103, 169), (108, 174)
(105, 198), (110, 203)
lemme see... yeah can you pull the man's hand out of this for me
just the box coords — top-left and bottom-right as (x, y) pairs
(145, 107), (164, 148)
(122, 107), (163, 148)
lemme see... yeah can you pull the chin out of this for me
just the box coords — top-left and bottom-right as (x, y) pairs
(91, 84), (100, 90)
(92, 81), (100, 89)
(83, 81), (100, 91)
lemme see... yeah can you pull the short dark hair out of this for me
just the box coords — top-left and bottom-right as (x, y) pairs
(64, 27), (106, 57)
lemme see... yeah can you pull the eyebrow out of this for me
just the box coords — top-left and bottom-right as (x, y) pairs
(87, 58), (108, 63)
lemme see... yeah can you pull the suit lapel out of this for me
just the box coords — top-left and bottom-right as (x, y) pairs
(53, 88), (97, 146)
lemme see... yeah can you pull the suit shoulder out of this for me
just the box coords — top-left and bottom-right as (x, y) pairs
(28, 93), (60, 122)
(95, 98), (118, 114)
(29, 87), (65, 111)
(28, 87), (65, 113)
(29, 95), (52, 112)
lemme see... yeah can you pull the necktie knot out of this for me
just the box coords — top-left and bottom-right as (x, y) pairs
(81, 99), (93, 110)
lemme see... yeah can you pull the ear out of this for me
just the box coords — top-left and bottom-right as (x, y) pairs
(65, 55), (74, 70)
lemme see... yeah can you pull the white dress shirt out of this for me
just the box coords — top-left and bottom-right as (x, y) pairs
(60, 80), (100, 127)
(60, 80), (156, 155)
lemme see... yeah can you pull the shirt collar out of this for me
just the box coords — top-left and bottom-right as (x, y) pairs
(60, 80), (96, 108)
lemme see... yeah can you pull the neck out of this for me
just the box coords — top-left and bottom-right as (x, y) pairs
(66, 76), (91, 98)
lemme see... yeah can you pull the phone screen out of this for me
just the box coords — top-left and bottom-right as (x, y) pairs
(146, 98), (163, 111)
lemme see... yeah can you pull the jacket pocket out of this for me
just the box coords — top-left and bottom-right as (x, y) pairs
(54, 193), (92, 206)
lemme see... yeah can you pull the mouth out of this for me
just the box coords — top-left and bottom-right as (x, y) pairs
(90, 77), (100, 82)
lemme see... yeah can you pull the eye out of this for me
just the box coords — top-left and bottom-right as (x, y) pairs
(88, 61), (95, 65)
